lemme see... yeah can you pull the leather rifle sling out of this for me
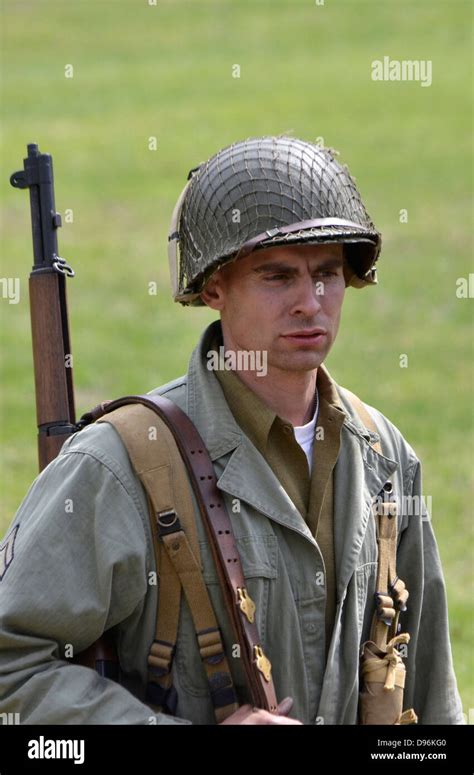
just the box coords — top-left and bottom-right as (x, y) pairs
(95, 394), (278, 713)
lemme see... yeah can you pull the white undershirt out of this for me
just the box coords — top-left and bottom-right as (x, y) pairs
(293, 390), (319, 474)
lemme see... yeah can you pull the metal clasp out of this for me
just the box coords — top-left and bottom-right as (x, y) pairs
(265, 227), (280, 238)
(253, 644), (272, 682)
(237, 587), (256, 623)
(53, 254), (75, 277)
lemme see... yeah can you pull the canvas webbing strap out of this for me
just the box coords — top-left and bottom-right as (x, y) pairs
(97, 404), (238, 722)
(341, 388), (409, 650)
(343, 389), (416, 724)
(342, 388), (383, 455)
(93, 393), (278, 714)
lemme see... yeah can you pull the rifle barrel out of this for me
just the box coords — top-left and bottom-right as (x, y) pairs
(11, 144), (77, 470)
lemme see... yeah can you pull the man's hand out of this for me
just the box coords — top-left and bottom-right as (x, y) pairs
(219, 696), (303, 725)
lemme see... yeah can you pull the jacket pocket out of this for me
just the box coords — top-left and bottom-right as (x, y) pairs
(174, 533), (279, 698)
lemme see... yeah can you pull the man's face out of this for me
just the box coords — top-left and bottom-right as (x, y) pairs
(201, 242), (346, 374)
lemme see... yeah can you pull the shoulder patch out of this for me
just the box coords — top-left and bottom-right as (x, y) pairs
(0, 525), (19, 581)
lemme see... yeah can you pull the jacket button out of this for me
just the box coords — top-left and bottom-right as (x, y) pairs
(283, 425), (292, 435)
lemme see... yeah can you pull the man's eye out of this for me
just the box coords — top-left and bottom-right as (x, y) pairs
(315, 270), (337, 278)
(265, 274), (288, 281)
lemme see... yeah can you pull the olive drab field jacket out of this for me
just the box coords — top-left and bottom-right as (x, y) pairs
(0, 322), (464, 724)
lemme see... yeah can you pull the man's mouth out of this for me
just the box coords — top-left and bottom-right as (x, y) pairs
(281, 328), (327, 344)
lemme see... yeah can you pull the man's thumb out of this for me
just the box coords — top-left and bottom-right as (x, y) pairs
(276, 696), (294, 716)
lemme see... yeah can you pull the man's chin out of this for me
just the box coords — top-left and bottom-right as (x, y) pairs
(269, 351), (326, 373)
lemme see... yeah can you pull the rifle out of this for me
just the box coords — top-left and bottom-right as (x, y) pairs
(10, 143), (76, 471)
(10, 143), (119, 678)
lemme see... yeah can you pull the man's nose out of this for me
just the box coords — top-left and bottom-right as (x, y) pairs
(290, 275), (323, 317)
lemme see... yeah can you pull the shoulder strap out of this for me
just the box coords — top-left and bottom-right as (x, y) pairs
(341, 387), (409, 649)
(340, 387), (382, 454)
(91, 394), (278, 715)
(97, 404), (238, 722)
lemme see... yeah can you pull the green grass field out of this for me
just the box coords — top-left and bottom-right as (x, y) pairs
(1, 0), (472, 717)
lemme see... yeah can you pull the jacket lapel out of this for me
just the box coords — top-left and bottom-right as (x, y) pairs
(216, 439), (317, 543)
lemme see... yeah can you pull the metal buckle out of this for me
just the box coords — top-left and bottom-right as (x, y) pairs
(253, 644), (272, 682)
(157, 510), (179, 528)
(237, 587), (256, 623)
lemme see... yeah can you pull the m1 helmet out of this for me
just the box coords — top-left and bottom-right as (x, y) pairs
(168, 135), (381, 305)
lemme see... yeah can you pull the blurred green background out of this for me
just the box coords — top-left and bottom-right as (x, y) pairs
(0, 0), (472, 717)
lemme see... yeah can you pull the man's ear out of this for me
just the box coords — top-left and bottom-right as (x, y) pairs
(200, 273), (225, 310)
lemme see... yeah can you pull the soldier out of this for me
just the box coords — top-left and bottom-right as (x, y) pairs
(0, 136), (464, 725)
